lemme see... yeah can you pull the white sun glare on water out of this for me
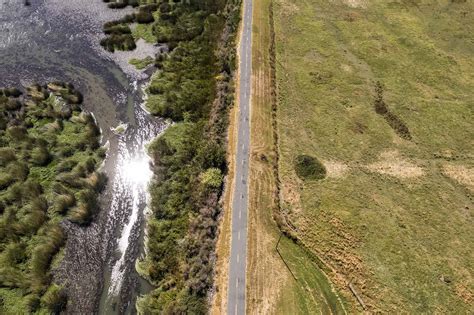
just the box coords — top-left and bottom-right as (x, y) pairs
(109, 154), (153, 296)
(122, 156), (152, 185)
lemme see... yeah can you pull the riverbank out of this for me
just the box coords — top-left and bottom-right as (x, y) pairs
(95, 0), (242, 312)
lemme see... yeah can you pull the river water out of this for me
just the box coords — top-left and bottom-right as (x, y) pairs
(0, 1), (165, 313)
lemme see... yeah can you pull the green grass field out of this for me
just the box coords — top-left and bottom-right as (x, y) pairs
(273, 0), (473, 312)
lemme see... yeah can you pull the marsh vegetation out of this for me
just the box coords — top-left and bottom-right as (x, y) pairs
(0, 83), (105, 313)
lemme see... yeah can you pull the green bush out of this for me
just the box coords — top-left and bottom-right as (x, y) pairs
(129, 56), (155, 70)
(51, 194), (76, 215)
(294, 155), (327, 180)
(0, 148), (16, 166)
(135, 10), (155, 24)
(104, 24), (132, 35)
(1, 87), (22, 97)
(7, 126), (28, 141)
(100, 34), (137, 52)
(6, 161), (29, 181)
(201, 168), (223, 188)
(30, 146), (50, 166)
(0, 173), (15, 190)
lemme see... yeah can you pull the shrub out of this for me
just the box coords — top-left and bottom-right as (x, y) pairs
(7, 126), (28, 141)
(108, 1), (128, 9)
(0, 173), (14, 190)
(6, 99), (21, 111)
(2, 242), (27, 266)
(2, 87), (22, 97)
(104, 24), (132, 35)
(30, 146), (50, 166)
(100, 34), (137, 52)
(0, 148), (16, 166)
(129, 56), (155, 70)
(56, 159), (78, 173)
(51, 194), (76, 215)
(61, 89), (83, 104)
(200, 168), (223, 188)
(294, 155), (326, 180)
(135, 10), (155, 24)
(6, 161), (29, 181)
(0, 266), (27, 288)
(16, 203), (47, 236)
(27, 84), (48, 100)
(68, 189), (97, 225)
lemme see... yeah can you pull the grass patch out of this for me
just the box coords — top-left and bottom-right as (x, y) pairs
(132, 23), (155, 43)
(129, 56), (154, 70)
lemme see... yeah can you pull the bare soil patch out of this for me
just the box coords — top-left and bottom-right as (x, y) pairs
(341, 0), (367, 8)
(442, 164), (474, 192)
(368, 150), (424, 179)
(324, 160), (350, 178)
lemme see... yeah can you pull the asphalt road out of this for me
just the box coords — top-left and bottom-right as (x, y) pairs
(227, 0), (253, 314)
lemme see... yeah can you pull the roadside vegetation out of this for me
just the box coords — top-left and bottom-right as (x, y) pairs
(274, 0), (473, 312)
(101, 0), (241, 313)
(0, 83), (105, 313)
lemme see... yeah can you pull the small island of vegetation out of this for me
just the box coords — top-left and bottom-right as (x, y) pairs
(0, 83), (105, 313)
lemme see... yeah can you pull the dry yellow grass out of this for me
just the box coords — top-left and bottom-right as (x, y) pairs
(246, 0), (296, 313)
(442, 164), (474, 192)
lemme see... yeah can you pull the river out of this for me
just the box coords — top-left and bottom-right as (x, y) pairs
(0, 1), (164, 313)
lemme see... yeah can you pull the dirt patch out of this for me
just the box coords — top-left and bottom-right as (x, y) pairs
(454, 282), (474, 305)
(324, 160), (350, 178)
(442, 164), (474, 191)
(280, 1), (299, 14)
(368, 150), (424, 179)
(341, 63), (353, 73)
